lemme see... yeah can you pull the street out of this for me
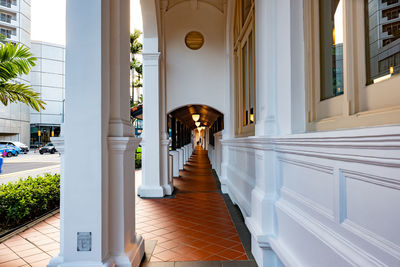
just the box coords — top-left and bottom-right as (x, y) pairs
(0, 152), (60, 185)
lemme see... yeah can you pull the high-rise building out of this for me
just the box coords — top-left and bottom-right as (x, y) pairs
(0, 0), (66, 147)
(0, 0), (31, 144)
(367, 0), (400, 82)
(29, 41), (65, 147)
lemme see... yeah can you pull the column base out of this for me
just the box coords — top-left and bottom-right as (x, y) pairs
(163, 184), (174, 195)
(218, 174), (229, 194)
(250, 235), (283, 267)
(110, 234), (144, 267)
(47, 235), (144, 267)
(138, 185), (165, 198)
(47, 255), (63, 267)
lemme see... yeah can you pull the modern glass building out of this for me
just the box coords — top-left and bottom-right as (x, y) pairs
(0, 0), (31, 145)
(30, 41), (65, 147)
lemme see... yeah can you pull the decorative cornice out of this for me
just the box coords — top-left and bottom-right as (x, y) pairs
(221, 126), (400, 167)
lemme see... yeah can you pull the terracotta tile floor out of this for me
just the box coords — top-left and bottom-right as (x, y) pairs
(137, 147), (247, 262)
(0, 215), (60, 267)
(0, 147), (247, 266)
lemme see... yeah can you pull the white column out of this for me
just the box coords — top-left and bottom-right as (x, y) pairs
(159, 1), (173, 195)
(182, 146), (186, 164)
(185, 145), (189, 162)
(51, 1), (144, 266)
(138, 52), (165, 197)
(108, 0), (144, 263)
(245, 0), (281, 266)
(169, 150), (179, 177)
(108, 137), (143, 266)
(214, 131), (223, 177)
(220, 0), (233, 194)
(177, 148), (184, 170)
(160, 135), (173, 195)
(47, 133), (64, 266)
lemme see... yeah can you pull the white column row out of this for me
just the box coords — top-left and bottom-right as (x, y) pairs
(169, 150), (179, 177)
(168, 143), (193, 178)
(49, 1), (144, 266)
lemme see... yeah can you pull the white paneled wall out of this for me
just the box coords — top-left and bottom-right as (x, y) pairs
(222, 127), (400, 266)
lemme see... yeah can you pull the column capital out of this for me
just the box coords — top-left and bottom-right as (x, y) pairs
(161, 139), (170, 146)
(143, 52), (161, 66)
(108, 137), (142, 152)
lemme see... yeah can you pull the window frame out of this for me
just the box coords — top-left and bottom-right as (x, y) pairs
(234, 0), (256, 137)
(305, 0), (400, 131)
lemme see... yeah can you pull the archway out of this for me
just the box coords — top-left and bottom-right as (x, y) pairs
(167, 104), (224, 179)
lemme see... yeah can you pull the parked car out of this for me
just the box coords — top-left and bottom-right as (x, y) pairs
(39, 143), (57, 154)
(0, 141), (29, 154)
(0, 145), (19, 157)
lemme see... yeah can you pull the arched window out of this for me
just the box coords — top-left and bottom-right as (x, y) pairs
(234, 0), (255, 137)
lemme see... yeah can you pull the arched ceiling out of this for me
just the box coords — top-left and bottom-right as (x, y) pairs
(169, 104), (223, 129)
(165, 0), (225, 13)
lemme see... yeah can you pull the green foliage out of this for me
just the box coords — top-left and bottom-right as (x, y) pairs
(135, 146), (142, 169)
(130, 29), (143, 83)
(0, 174), (60, 229)
(0, 34), (6, 43)
(0, 42), (45, 111)
(130, 29), (143, 55)
(130, 58), (142, 76)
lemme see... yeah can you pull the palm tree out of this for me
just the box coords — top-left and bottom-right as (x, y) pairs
(0, 36), (45, 111)
(130, 29), (143, 109)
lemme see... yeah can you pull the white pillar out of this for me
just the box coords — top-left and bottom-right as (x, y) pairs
(108, 137), (143, 266)
(159, 1), (173, 196)
(182, 146), (186, 164)
(245, 0), (282, 266)
(47, 133), (64, 266)
(220, 0), (234, 194)
(214, 131), (223, 177)
(185, 145), (189, 162)
(138, 52), (165, 197)
(169, 150), (179, 177)
(177, 148), (184, 170)
(161, 135), (173, 195)
(51, 1), (144, 266)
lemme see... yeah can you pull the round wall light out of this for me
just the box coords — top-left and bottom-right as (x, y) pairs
(185, 31), (204, 50)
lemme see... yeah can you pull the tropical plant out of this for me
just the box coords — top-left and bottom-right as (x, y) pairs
(130, 29), (143, 109)
(0, 34), (45, 111)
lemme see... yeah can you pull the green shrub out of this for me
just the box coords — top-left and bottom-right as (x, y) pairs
(0, 173), (60, 229)
(135, 151), (142, 169)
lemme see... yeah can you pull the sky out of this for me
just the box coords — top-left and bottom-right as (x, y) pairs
(31, 0), (143, 45)
(334, 0), (343, 45)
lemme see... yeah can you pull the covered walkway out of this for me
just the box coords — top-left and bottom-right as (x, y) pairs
(137, 147), (251, 264)
(0, 147), (255, 266)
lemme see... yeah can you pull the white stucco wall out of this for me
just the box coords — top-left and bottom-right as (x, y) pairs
(165, 1), (225, 114)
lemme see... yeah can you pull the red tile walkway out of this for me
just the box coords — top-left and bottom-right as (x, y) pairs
(0, 147), (248, 266)
(0, 215), (60, 267)
(136, 147), (247, 262)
